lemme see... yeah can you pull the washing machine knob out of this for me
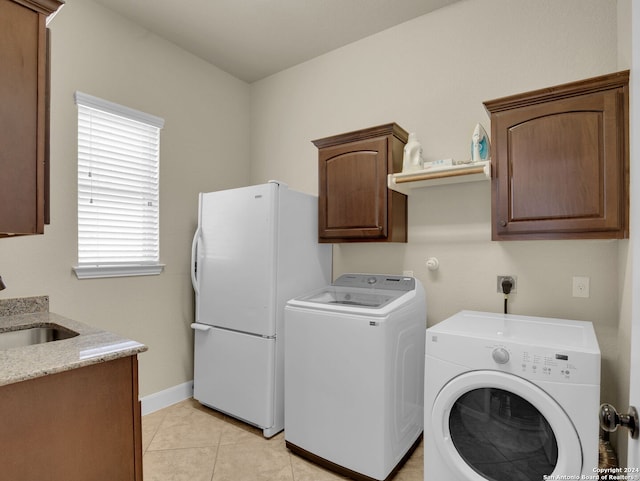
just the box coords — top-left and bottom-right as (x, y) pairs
(492, 347), (510, 364)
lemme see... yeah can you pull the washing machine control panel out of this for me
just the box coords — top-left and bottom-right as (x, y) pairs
(333, 274), (415, 291)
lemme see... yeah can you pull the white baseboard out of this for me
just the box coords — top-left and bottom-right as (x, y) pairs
(140, 380), (194, 416)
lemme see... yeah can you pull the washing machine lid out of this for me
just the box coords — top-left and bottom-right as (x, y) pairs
(431, 370), (583, 480)
(287, 274), (416, 315)
(299, 287), (397, 308)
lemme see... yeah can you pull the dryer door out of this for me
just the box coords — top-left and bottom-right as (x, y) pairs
(431, 371), (582, 481)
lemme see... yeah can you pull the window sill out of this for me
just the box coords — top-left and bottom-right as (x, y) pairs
(73, 264), (165, 280)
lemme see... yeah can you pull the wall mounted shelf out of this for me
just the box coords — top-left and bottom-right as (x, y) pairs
(387, 160), (491, 195)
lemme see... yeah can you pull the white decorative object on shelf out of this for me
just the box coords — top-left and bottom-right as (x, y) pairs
(387, 160), (491, 195)
(471, 123), (490, 162)
(402, 133), (425, 173)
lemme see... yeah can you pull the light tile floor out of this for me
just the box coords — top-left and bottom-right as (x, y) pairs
(142, 398), (424, 481)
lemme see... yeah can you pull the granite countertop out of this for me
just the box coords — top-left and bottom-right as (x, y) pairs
(0, 296), (147, 387)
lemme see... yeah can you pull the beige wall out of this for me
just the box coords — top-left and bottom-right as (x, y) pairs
(249, 0), (623, 431)
(0, 0), (251, 397)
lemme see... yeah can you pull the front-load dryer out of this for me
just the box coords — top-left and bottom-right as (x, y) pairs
(424, 310), (600, 481)
(285, 273), (427, 481)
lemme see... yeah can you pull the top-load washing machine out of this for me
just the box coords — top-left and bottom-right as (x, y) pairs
(424, 310), (601, 481)
(284, 273), (427, 481)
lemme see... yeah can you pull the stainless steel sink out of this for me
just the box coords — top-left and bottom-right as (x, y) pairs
(0, 324), (79, 350)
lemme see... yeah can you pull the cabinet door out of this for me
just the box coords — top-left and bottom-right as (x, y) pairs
(0, 356), (142, 481)
(319, 137), (389, 240)
(492, 88), (627, 240)
(0, 0), (46, 235)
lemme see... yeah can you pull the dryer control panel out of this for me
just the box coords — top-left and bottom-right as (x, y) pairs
(426, 310), (601, 386)
(427, 332), (600, 385)
(334, 274), (415, 291)
(485, 343), (590, 382)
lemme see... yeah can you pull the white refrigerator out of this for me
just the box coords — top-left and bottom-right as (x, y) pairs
(190, 181), (332, 438)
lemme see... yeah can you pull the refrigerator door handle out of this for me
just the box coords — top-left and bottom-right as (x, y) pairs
(190, 323), (212, 332)
(191, 226), (201, 295)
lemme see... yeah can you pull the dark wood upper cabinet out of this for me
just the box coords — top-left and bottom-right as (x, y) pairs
(484, 71), (629, 240)
(0, 0), (63, 237)
(314, 123), (408, 243)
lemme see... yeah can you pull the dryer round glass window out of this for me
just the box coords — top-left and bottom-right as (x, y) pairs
(431, 371), (583, 480)
(449, 388), (558, 481)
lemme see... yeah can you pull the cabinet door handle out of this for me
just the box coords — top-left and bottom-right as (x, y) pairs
(500, 220), (507, 227)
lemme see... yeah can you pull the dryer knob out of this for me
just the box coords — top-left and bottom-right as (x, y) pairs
(492, 347), (510, 364)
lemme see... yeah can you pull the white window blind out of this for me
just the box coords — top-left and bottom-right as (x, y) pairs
(73, 91), (165, 279)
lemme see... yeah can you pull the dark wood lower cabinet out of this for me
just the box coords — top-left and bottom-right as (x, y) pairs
(0, 356), (143, 481)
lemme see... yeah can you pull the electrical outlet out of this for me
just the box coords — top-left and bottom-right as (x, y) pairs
(497, 275), (517, 293)
(572, 276), (590, 298)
